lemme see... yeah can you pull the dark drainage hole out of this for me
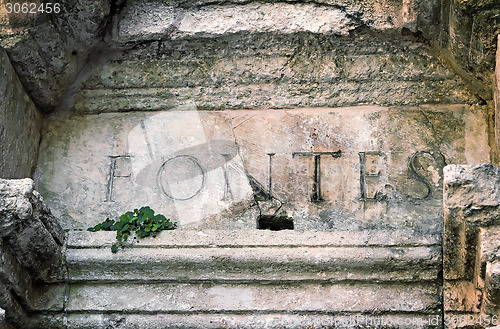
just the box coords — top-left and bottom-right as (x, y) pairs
(257, 215), (294, 231)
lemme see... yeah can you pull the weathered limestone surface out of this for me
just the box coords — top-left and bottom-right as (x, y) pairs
(35, 105), (489, 235)
(0, 49), (41, 179)
(0, 178), (65, 281)
(31, 313), (443, 329)
(65, 230), (440, 282)
(75, 28), (477, 113)
(1, 0), (495, 111)
(27, 229), (442, 328)
(65, 283), (438, 313)
(0, 179), (65, 328)
(116, 3), (357, 42)
(443, 164), (500, 326)
(0, 1), (496, 328)
(437, 0), (500, 89)
(0, 0), (110, 110)
(113, 0), (440, 45)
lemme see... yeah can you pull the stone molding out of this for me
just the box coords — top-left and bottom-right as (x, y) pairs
(31, 229), (442, 328)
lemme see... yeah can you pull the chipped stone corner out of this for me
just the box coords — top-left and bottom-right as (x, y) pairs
(0, 178), (65, 281)
(0, 178), (67, 328)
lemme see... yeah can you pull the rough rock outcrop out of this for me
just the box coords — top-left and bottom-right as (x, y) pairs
(0, 179), (65, 328)
(436, 0), (500, 92)
(0, 178), (64, 281)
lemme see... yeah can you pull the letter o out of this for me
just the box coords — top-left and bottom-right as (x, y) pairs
(157, 155), (205, 200)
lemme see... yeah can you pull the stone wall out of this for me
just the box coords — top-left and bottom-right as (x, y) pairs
(68, 0), (483, 113)
(0, 0), (109, 111)
(0, 49), (41, 179)
(0, 0), (499, 327)
(496, 35), (500, 162)
(0, 0), (498, 113)
(443, 164), (500, 327)
(435, 0), (500, 98)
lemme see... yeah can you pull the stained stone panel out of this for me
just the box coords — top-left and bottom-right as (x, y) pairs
(34, 104), (489, 235)
(0, 49), (42, 179)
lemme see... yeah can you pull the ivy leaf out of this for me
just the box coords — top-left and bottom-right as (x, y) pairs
(89, 207), (176, 252)
(102, 218), (115, 230)
(113, 221), (124, 230)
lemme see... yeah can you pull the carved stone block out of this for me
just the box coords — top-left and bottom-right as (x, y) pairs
(35, 104), (489, 242)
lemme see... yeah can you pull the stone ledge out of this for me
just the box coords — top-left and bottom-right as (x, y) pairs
(67, 229), (440, 248)
(30, 313), (442, 329)
(74, 79), (474, 114)
(65, 229), (441, 290)
(62, 282), (439, 314)
(83, 54), (455, 90)
(66, 245), (440, 282)
(113, 1), (402, 45)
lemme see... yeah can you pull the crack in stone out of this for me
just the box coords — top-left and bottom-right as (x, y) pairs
(230, 116), (286, 218)
(420, 109), (441, 145)
(228, 116), (262, 217)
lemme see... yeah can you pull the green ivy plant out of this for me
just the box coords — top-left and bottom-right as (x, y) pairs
(87, 206), (177, 253)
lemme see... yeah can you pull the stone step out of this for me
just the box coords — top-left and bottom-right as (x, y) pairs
(28, 230), (442, 328)
(84, 54), (453, 90)
(66, 245), (440, 282)
(65, 230), (440, 282)
(31, 282), (442, 328)
(74, 80), (469, 113)
(32, 313), (443, 329)
(64, 282), (440, 313)
(66, 229), (441, 248)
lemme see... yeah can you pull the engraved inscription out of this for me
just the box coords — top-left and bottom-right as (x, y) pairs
(359, 151), (384, 202)
(220, 154), (234, 201)
(38, 106), (486, 231)
(105, 155), (132, 202)
(157, 155), (205, 201)
(407, 151), (446, 200)
(267, 153), (275, 197)
(292, 150), (342, 202)
(247, 153), (276, 201)
(105, 149), (446, 205)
